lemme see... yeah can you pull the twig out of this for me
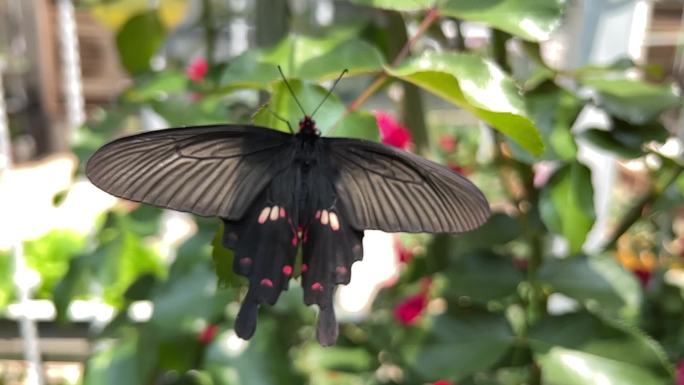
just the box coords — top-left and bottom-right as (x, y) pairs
(600, 163), (684, 251)
(346, 7), (441, 114)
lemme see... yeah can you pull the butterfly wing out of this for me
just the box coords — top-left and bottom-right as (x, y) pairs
(326, 138), (490, 233)
(86, 124), (293, 220)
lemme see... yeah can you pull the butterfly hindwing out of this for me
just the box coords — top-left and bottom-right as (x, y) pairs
(301, 206), (364, 345)
(222, 198), (298, 338)
(86, 124), (293, 220)
(326, 138), (490, 233)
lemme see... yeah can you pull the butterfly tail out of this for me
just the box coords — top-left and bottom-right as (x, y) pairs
(302, 207), (364, 345)
(222, 194), (298, 340)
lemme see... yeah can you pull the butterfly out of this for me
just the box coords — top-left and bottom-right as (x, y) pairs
(85, 68), (490, 346)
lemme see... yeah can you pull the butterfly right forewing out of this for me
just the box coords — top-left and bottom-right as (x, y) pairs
(325, 138), (490, 234)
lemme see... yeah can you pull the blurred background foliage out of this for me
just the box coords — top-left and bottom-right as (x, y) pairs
(2, 0), (684, 384)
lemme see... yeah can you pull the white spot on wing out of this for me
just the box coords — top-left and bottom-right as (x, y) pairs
(258, 207), (270, 224)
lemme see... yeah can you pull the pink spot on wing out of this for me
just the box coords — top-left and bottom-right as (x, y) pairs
(335, 266), (348, 275)
(260, 278), (273, 287)
(282, 265), (293, 276)
(315, 210), (321, 219)
(280, 208), (286, 218)
(311, 282), (324, 291)
(239, 257), (252, 265)
(301, 264), (308, 273)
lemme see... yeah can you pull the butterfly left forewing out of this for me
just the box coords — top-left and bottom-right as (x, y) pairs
(86, 124), (293, 220)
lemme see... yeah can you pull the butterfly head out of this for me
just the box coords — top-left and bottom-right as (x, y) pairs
(298, 116), (319, 136)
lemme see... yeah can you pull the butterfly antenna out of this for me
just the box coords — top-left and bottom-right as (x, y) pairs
(268, 107), (294, 134)
(277, 65), (307, 116)
(311, 69), (348, 118)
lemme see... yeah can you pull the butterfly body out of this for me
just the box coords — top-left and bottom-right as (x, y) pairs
(86, 118), (490, 345)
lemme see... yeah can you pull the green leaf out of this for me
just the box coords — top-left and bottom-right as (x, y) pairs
(387, 51), (543, 155)
(407, 309), (515, 381)
(445, 251), (523, 303)
(211, 224), (241, 289)
(219, 34), (385, 90)
(581, 78), (682, 125)
(297, 344), (375, 373)
(538, 254), (642, 319)
(115, 11), (166, 75)
(53, 254), (93, 322)
(539, 161), (595, 252)
(296, 40), (386, 80)
(124, 71), (188, 102)
(150, 264), (232, 336)
(205, 319), (304, 385)
(348, 0), (433, 12)
(579, 129), (644, 159)
(440, 0), (567, 42)
(524, 81), (581, 161)
(84, 336), (139, 385)
(100, 230), (164, 308)
(529, 312), (673, 385)
(252, 80), (379, 141)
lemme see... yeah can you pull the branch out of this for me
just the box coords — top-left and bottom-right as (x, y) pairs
(346, 7), (441, 114)
(600, 161), (684, 251)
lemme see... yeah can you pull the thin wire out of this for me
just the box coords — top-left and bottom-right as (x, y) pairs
(311, 69), (348, 118)
(277, 65), (307, 116)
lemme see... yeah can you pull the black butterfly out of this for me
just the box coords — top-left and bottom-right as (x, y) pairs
(85, 69), (490, 346)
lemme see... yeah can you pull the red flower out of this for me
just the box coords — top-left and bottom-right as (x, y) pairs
(374, 111), (412, 150)
(187, 57), (209, 83)
(433, 381), (454, 385)
(439, 135), (457, 152)
(678, 359), (684, 385)
(394, 279), (431, 325)
(198, 324), (219, 344)
(394, 293), (427, 325)
(448, 164), (471, 176)
(395, 239), (414, 264)
(632, 267), (652, 288)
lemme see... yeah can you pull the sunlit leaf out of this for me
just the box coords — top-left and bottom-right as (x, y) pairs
(530, 312), (673, 385)
(440, 0), (567, 42)
(24, 230), (86, 298)
(387, 51), (544, 155)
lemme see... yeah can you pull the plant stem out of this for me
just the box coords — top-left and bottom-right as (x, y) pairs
(600, 163), (684, 251)
(491, 29), (511, 73)
(201, 0), (216, 66)
(346, 7), (441, 114)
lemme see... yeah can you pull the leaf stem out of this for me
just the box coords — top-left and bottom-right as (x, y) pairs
(201, 0), (216, 66)
(600, 162), (684, 251)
